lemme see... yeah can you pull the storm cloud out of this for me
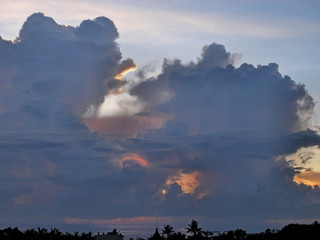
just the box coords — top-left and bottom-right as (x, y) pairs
(0, 13), (320, 233)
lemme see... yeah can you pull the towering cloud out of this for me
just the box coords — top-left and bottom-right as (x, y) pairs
(132, 43), (314, 136)
(0, 13), (320, 233)
(127, 42), (320, 222)
(0, 13), (131, 131)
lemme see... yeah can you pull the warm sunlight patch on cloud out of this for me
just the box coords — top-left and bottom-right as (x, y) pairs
(115, 65), (137, 81)
(97, 92), (145, 117)
(286, 146), (320, 171)
(293, 171), (320, 188)
(286, 146), (320, 188)
(166, 171), (201, 194)
(119, 153), (148, 168)
(97, 93), (144, 117)
(85, 115), (164, 136)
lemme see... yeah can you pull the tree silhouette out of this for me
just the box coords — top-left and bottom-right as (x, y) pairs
(24, 228), (37, 239)
(1, 227), (23, 240)
(201, 230), (213, 239)
(169, 232), (186, 240)
(226, 230), (234, 240)
(107, 228), (124, 239)
(0, 227), (95, 240)
(50, 227), (62, 237)
(186, 220), (202, 238)
(234, 229), (246, 240)
(162, 225), (174, 238)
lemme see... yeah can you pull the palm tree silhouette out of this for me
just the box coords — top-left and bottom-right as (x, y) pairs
(162, 225), (174, 238)
(186, 220), (202, 238)
(49, 228), (62, 238)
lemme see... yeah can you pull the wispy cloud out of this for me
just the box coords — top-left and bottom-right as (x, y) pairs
(1, 0), (317, 41)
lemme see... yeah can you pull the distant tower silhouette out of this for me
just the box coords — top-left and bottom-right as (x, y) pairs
(156, 215), (158, 229)
(149, 228), (162, 240)
(148, 215), (163, 240)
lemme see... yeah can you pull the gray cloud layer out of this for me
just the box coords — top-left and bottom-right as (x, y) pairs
(0, 13), (320, 232)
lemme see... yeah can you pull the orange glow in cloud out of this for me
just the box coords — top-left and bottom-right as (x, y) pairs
(293, 171), (320, 188)
(119, 153), (148, 167)
(166, 171), (201, 194)
(115, 65), (137, 80)
(108, 87), (126, 95)
(84, 115), (164, 136)
(285, 146), (320, 188)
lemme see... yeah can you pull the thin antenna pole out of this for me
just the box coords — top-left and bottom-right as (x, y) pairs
(156, 215), (158, 229)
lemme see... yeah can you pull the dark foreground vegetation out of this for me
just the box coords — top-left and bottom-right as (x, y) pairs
(0, 227), (94, 240)
(1, 220), (319, 240)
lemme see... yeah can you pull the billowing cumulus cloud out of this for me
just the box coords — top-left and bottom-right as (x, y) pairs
(132, 43), (314, 136)
(128, 43), (320, 222)
(0, 12), (131, 130)
(0, 13), (320, 234)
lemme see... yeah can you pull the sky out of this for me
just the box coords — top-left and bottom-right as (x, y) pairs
(0, 0), (320, 238)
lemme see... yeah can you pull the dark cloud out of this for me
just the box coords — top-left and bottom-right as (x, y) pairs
(0, 13), (320, 233)
(132, 43), (314, 136)
(0, 12), (131, 131)
(129, 42), (320, 225)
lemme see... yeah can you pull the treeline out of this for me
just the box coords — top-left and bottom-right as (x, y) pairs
(245, 222), (320, 240)
(0, 227), (94, 240)
(152, 220), (320, 240)
(1, 220), (319, 240)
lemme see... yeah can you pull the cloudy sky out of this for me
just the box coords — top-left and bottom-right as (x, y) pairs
(1, 0), (320, 238)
